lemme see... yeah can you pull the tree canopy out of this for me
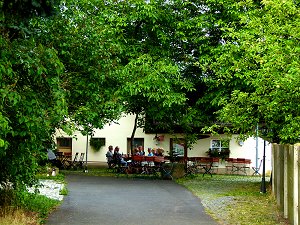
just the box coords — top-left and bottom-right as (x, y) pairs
(202, 0), (300, 143)
(0, 0), (299, 188)
(0, 22), (67, 187)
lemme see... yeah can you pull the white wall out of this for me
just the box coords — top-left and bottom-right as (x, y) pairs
(55, 114), (272, 173)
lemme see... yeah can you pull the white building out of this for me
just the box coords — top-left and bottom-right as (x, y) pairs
(55, 114), (272, 174)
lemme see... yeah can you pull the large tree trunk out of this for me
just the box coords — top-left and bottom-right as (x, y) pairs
(184, 139), (188, 172)
(130, 114), (139, 155)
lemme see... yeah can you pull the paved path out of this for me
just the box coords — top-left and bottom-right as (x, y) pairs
(46, 174), (217, 225)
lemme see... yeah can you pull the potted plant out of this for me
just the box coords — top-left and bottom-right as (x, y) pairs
(206, 148), (220, 158)
(206, 148), (230, 160)
(220, 148), (230, 160)
(89, 138), (105, 152)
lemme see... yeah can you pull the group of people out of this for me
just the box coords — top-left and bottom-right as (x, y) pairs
(106, 145), (165, 168)
(146, 147), (164, 157)
(132, 146), (164, 157)
(106, 145), (127, 168)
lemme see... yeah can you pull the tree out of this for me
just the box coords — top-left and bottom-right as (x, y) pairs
(0, 26), (67, 188)
(97, 0), (199, 151)
(117, 55), (193, 152)
(33, 0), (196, 150)
(202, 0), (300, 144)
(29, 0), (125, 134)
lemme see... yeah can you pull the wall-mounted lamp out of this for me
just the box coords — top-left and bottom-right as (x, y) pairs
(238, 140), (244, 146)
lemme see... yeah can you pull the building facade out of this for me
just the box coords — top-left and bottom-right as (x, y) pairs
(55, 114), (272, 174)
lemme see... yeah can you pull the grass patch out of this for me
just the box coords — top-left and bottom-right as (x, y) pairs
(61, 167), (164, 179)
(0, 165), (65, 225)
(0, 189), (60, 225)
(0, 207), (39, 225)
(59, 186), (68, 196)
(61, 167), (116, 177)
(177, 175), (289, 225)
(17, 192), (60, 223)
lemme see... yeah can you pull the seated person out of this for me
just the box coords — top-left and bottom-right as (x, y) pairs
(133, 147), (140, 155)
(47, 149), (63, 169)
(152, 148), (158, 156)
(113, 146), (127, 166)
(157, 147), (164, 156)
(147, 148), (154, 156)
(106, 145), (114, 168)
(138, 145), (145, 156)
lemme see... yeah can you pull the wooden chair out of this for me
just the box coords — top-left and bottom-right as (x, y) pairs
(67, 152), (79, 169)
(60, 152), (72, 169)
(74, 153), (85, 169)
(252, 159), (262, 176)
(198, 157), (214, 177)
(184, 157), (199, 176)
(115, 163), (129, 177)
(160, 162), (174, 180)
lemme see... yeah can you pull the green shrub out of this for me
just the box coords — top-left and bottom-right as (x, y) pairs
(14, 189), (60, 223)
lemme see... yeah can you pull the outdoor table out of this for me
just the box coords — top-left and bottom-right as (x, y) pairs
(130, 155), (145, 174)
(193, 157), (219, 177)
(225, 158), (234, 174)
(127, 155), (171, 178)
(232, 158), (251, 175)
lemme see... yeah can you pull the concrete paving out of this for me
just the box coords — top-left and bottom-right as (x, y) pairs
(46, 174), (217, 225)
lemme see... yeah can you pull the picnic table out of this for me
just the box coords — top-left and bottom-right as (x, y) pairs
(186, 157), (219, 177)
(116, 155), (173, 179)
(225, 158), (251, 175)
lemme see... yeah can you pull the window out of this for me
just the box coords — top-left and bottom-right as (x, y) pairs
(57, 138), (72, 148)
(208, 139), (230, 158)
(127, 138), (144, 154)
(210, 139), (229, 152)
(170, 138), (185, 157)
(56, 137), (72, 153)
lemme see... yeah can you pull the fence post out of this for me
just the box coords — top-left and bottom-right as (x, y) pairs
(294, 146), (298, 225)
(284, 145), (288, 218)
(272, 144), (300, 224)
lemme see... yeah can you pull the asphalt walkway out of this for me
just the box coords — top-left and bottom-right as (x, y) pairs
(46, 174), (217, 225)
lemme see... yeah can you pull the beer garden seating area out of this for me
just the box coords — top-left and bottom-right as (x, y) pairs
(106, 155), (252, 179)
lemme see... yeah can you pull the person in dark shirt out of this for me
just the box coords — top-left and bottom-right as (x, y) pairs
(113, 146), (127, 166)
(106, 145), (114, 168)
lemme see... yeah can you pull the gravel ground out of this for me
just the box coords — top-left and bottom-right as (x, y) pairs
(27, 180), (64, 201)
(202, 196), (235, 211)
(178, 175), (277, 224)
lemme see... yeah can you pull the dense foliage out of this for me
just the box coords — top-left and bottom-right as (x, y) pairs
(0, 0), (299, 189)
(0, 29), (67, 188)
(203, 0), (300, 143)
